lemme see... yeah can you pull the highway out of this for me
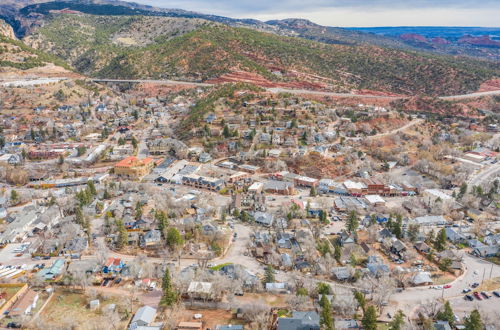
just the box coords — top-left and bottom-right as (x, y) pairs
(90, 78), (500, 100)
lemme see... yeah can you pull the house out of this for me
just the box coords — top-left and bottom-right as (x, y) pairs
(378, 228), (394, 241)
(129, 306), (157, 329)
(332, 267), (351, 281)
(114, 156), (155, 179)
(467, 209), (486, 222)
(265, 282), (287, 292)
(391, 239), (407, 255)
(412, 272), (433, 285)
(335, 319), (360, 329)
(264, 180), (295, 195)
(103, 258), (124, 274)
(434, 321), (452, 330)
(422, 189), (454, 209)
(64, 237), (88, 253)
(141, 230), (162, 247)
(412, 215), (448, 226)
(254, 212), (274, 227)
(414, 242), (431, 253)
(445, 228), (468, 244)
(216, 326), (244, 330)
(278, 311), (320, 330)
(187, 281), (213, 300)
(364, 195), (386, 207)
(198, 152), (212, 163)
(9, 290), (39, 316)
(37, 259), (65, 280)
(0, 153), (22, 166)
(472, 245), (499, 258)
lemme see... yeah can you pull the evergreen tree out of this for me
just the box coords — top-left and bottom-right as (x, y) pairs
(264, 265), (275, 283)
(354, 291), (366, 312)
(103, 189), (111, 199)
(75, 206), (85, 225)
(161, 268), (178, 306)
(317, 282), (332, 296)
(166, 227), (184, 248)
(362, 306), (378, 330)
(310, 186), (317, 197)
(388, 310), (405, 330)
(10, 190), (18, 203)
(464, 309), (483, 330)
(347, 210), (359, 233)
(334, 244), (342, 263)
(408, 224), (420, 243)
(393, 214), (403, 239)
(319, 295), (335, 330)
(434, 228), (447, 251)
(437, 301), (455, 327)
(115, 219), (127, 249)
(87, 180), (97, 196)
(223, 124), (230, 138)
(156, 210), (169, 235)
(319, 210), (328, 224)
(296, 287), (308, 296)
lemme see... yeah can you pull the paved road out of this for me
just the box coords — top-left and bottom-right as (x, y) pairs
(91, 78), (500, 100)
(387, 254), (500, 319)
(468, 163), (500, 187)
(368, 119), (423, 139)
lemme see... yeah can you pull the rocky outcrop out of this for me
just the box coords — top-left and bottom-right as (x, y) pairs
(0, 19), (16, 39)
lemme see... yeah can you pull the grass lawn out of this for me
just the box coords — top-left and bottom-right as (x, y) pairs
(209, 262), (233, 271)
(41, 289), (130, 329)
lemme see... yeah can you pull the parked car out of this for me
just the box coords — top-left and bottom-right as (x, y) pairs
(444, 285), (452, 289)
(6, 322), (21, 328)
(473, 292), (483, 300)
(493, 291), (500, 298)
(462, 288), (471, 293)
(471, 282), (479, 288)
(464, 295), (474, 301)
(481, 292), (490, 299)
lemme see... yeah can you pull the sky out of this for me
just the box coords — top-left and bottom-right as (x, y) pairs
(129, 0), (500, 27)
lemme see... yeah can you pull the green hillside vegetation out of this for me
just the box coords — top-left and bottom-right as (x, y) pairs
(25, 15), (499, 96)
(0, 35), (70, 70)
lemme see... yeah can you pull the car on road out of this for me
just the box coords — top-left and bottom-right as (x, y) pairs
(473, 292), (483, 300)
(493, 291), (500, 298)
(464, 295), (474, 301)
(462, 288), (471, 293)
(471, 282), (479, 288)
(481, 291), (491, 299)
(444, 285), (452, 289)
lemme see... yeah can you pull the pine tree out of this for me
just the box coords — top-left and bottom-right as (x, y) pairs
(437, 301), (455, 327)
(264, 265), (275, 283)
(87, 180), (97, 196)
(464, 309), (483, 330)
(166, 228), (184, 248)
(334, 244), (342, 263)
(354, 291), (366, 312)
(75, 206), (85, 225)
(161, 268), (178, 307)
(319, 295), (334, 330)
(434, 228), (447, 251)
(347, 210), (359, 233)
(362, 305), (378, 330)
(115, 219), (127, 249)
(388, 310), (405, 330)
(310, 186), (317, 197)
(317, 282), (332, 296)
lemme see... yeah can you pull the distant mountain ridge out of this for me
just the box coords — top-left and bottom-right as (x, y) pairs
(1, 0), (497, 61)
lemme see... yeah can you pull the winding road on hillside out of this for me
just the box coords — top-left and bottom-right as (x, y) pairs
(89, 78), (500, 100)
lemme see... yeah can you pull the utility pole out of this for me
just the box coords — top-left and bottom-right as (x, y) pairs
(481, 268), (486, 284)
(489, 263), (493, 280)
